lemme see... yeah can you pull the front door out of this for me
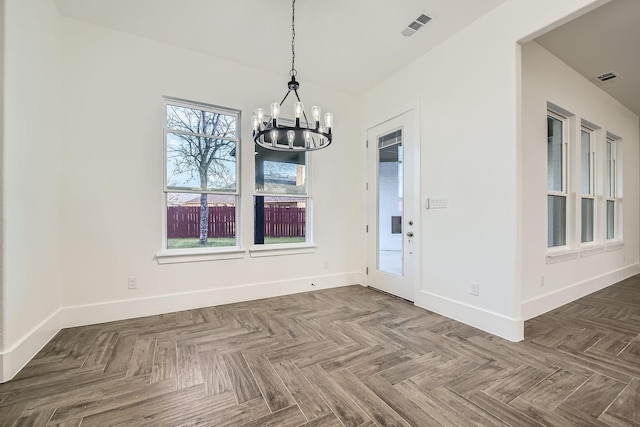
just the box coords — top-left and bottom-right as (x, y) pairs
(367, 111), (419, 301)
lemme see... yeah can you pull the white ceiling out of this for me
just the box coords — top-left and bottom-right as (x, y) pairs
(54, 0), (507, 95)
(536, 0), (640, 116)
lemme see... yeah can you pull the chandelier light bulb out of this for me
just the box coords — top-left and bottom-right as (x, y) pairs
(293, 102), (304, 119)
(251, 115), (260, 132)
(256, 108), (265, 124)
(311, 106), (321, 124)
(304, 130), (311, 148)
(319, 126), (326, 146)
(270, 130), (278, 147)
(270, 103), (280, 122)
(324, 112), (333, 131)
(287, 130), (295, 149)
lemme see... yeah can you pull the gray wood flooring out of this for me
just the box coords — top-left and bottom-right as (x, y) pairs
(2, 275), (640, 426)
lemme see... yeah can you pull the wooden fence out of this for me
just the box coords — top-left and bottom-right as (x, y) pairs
(167, 206), (305, 238)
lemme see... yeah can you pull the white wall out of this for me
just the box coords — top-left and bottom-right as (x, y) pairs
(59, 19), (362, 321)
(360, 0), (609, 341)
(521, 41), (640, 319)
(1, 0), (63, 380)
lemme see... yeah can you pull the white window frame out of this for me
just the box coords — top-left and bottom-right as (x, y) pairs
(251, 134), (315, 256)
(580, 125), (597, 246)
(157, 97), (245, 263)
(605, 135), (622, 245)
(547, 110), (569, 251)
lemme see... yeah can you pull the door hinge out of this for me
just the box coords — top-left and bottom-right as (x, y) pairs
(366, 182), (368, 191)
(366, 267), (369, 275)
(366, 140), (369, 148)
(366, 225), (369, 233)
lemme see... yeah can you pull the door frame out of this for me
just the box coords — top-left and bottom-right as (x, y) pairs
(365, 107), (421, 301)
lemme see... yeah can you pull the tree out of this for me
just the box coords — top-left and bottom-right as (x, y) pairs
(166, 105), (236, 246)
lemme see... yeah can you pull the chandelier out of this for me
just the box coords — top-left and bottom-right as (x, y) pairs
(252, 0), (333, 152)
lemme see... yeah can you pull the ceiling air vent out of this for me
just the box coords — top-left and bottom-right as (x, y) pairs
(595, 71), (621, 83)
(401, 13), (432, 37)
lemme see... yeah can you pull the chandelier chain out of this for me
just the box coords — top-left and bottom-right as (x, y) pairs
(290, 0), (297, 77)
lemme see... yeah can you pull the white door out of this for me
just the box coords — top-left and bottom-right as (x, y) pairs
(367, 111), (419, 301)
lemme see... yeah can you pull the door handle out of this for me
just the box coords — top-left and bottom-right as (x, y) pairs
(406, 231), (414, 237)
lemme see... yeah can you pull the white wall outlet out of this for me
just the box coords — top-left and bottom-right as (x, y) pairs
(128, 276), (138, 289)
(470, 282), (479, 296)
(540, 275), (545, 287)
(324, 261), (330, 269)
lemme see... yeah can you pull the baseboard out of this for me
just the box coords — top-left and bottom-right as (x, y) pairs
(414, 291), (524, 342)
(62, 271), (365, 329)
(1, 308), (63, 383)
(522, 263), (640, 320)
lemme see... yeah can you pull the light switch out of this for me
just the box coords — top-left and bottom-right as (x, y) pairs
(427, 198), (447, 209)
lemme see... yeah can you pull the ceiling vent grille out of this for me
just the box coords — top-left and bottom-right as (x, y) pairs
(401, 13), (432, 37)
(595, 71), (621, 83)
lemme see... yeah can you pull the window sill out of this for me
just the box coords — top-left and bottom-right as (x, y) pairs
(156, 247), (246, 264)
(605, 240), (625, 252)
(249, 243), (316, 258)
(580, 244), (604, 257)
(546, 248), (579, 264)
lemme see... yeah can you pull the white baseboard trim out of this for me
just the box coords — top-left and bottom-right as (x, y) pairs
(62, 272), (365, 329)
(522, 263), (640, 320)
(1, 272), (363, 383)
(1, 308), (63, 383)
(414, 291), (524, 342)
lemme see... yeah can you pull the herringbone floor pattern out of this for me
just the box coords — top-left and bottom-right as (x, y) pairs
(2, 277), (640, 426)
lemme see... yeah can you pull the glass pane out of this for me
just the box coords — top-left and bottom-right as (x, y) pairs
(581, 130), (591, 195)
(166, 193), (236, 249)
(255, 145), (307, 195)
(581, 198), (594, 243)
(606, 141), (613, 197)
(548, 195), (566, 247)
(547, 116), (563, 192)
(254, 196), (306, 245)
(166, 104), (237, 138)
(378, 130), (403, 276)
(166, 132), (237, 192)
(607, 200), (615, 239)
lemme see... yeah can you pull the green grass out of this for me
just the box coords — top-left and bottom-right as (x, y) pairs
(167, 238), (236, 249)
(167, 236), (305, 249)
(264, 237), (306, 244)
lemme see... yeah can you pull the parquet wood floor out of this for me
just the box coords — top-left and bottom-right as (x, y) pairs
(2, 275), (640, 426)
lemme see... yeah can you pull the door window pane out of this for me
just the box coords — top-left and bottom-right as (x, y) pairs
(581, 198), (594, 243)
(547, 116), (563, 192)
(378, 131), (403, 276)
(548, 195), (566, 247)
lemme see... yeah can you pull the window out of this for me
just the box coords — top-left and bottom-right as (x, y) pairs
(163, 98), (240, 250)
(547, 112), (567, 248)
(605, 136), (620, 240)
(254, 138), (309, 245)
(580, 126), (595, 243)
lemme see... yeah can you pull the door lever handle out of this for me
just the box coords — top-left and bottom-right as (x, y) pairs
(406, 231), (414, 237)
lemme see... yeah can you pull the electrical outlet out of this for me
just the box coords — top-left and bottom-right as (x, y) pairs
(128, 276), (138, 289)
(540, 275), (545, 287)
(324, 261), (330, 269)
(470, 282), (479, 296)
